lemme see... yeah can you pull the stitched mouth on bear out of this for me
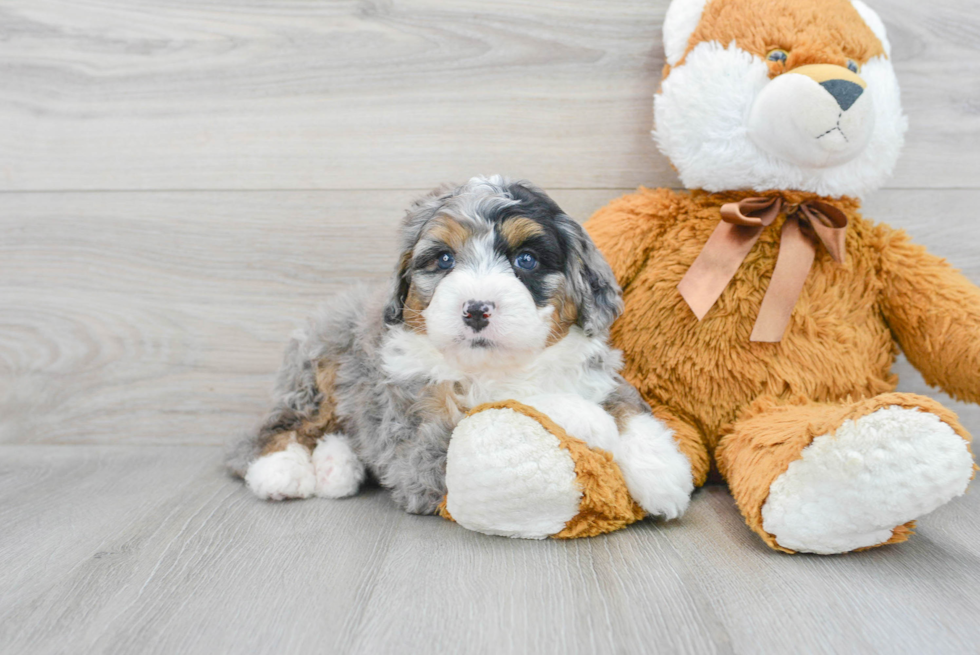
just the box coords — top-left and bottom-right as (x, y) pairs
(746, 64), (875, 169)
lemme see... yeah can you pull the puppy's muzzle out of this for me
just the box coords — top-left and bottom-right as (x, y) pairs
(462, 300), (494, 332)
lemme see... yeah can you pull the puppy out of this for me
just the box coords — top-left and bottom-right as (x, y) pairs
(226, 176), (693, 518)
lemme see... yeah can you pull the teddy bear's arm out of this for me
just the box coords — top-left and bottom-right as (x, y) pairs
(584, 188), (682, 290)
(879, 227), (980, 405)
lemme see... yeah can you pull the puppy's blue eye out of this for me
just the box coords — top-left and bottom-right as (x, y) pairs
(847, 59), (859, 74)
(514, 252), (537, 270)
(436, 252), (455, 270)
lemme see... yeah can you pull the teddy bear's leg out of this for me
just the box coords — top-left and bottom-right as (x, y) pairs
(444, 398), (649, 539)
(445, 402), (588, 539)
(717, 393), (975, 554)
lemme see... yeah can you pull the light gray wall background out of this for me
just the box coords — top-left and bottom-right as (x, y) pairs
(1, 2), (979, 654)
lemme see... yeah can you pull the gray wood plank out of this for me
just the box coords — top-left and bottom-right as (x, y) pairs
(2, 445), (978, 655)
(0, 446), (217, 617)
(662, 486), (980, 655)
(341, 504), (732, 655)
(0, 0), (977, 191)
(0, 445), (406, 654)
(2, 189), (978, 446)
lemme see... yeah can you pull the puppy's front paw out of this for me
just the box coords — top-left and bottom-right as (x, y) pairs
(615, 414), (694, 520)
(520, 393), (619, 452)
(312, 434), (366, 499)
(245, 443), (316, 501)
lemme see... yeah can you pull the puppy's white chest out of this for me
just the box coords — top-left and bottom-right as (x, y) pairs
(381, 326), (621, 408)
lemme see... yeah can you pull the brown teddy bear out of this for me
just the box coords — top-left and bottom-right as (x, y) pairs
(583, 0), (979, 553)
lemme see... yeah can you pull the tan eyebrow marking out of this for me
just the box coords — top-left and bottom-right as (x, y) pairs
(499, 216), (546, 250)
(424, 214), (472, 254)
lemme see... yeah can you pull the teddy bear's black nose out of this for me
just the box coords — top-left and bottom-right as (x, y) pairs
(820, 79), (864, 111)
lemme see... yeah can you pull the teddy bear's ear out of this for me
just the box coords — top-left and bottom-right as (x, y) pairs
(850, 1), (891, 56)
(663, 0), (710, 66)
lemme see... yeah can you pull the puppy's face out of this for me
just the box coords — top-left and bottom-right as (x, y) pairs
(384, 177), (621, 371)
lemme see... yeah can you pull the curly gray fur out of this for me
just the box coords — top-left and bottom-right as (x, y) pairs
(226, 176), (627, 514)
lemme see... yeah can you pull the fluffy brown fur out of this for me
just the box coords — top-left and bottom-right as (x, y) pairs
(716, 392), (971, 552)
(666, 0), (885, 76)
(258, 361), (343, 457)
(585, 187), (980, 550)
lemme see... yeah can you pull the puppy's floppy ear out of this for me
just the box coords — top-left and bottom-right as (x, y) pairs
(561, 218), (623, 336)
(383, 184), (455, 325)
(382, 249), (412, 325)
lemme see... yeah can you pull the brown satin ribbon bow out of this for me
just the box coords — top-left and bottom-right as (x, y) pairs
(677, 196), (848, 342)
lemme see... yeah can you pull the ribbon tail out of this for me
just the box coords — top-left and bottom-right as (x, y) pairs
(750, 218), (816, 342)
(678, 221), (764, 320)
(800, 202), (848, 264)
(809, 221), (848, 264)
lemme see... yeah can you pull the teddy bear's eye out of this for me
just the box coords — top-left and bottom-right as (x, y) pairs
(766, 49), (788, 64)
(847, 59), (860, 74)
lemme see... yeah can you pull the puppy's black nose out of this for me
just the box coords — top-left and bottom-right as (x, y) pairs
(462, 300), (493, 332)
(820, 79), (863, 111)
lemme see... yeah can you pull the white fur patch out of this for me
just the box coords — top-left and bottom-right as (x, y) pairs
(654, 42), (906, 198)
(613, 414), (694, 519)
(445, 407), (582, 539)
(381, 326), (621, 409)
(312, 434), (366, 499)
(245, 443), (316, 501)
(663, 0), (710, 66)
(761, 407), (974, 554)
(423, 259), (553, 373)
(747, 70), (875, 169)
(520, 393), (620, 453)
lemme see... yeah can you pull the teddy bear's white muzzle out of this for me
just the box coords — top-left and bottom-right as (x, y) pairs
(747, 65), (875, 169)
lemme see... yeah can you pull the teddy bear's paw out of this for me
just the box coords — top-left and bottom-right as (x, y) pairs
(312, 434), (366, 499)
(614, 414), (694, 520)
(761, 406), (974, 554)
(244, 442), (317, 501)
(445, 406), (582, 539)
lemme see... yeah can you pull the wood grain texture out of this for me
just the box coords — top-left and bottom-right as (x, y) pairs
(1, 445), (979, 655)
(2, 189), (977, 446)
(0, 0), (978, 191)
(2, 0), (980, 652)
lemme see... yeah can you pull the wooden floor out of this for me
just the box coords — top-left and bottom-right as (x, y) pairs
(2, 1), (979, 653)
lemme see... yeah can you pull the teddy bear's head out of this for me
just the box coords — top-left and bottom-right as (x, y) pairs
(654, 0), (906, 199)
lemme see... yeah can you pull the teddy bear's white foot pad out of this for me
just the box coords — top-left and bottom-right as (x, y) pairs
(446, 407), (581, 539)
(312, 433), (366, 498)
(762, 406), (973, 554)
(245, 442), (316, 501)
